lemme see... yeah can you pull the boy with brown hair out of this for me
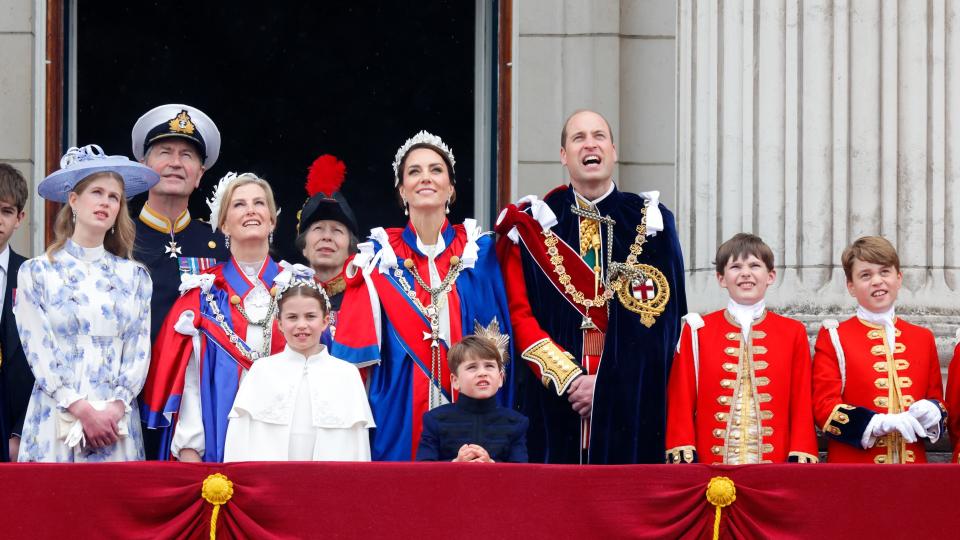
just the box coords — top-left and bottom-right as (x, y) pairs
(813, 235), (945, 463)
(666, 233), (818, 464)
(416, 335), (528, 462)
(0, 163), (30, 462)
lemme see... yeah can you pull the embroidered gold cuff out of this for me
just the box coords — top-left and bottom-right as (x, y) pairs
(666, 445), (697, 464)
(822, 403), (856, 433)
(789, 451), (819, 464)
(521, 338), (582, 395)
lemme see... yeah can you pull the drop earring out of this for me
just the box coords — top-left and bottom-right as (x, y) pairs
(111, 226), (115, 235)
(269, 231), (274, 244)
(71, 209), (77, 223)
(224, 235), (231, 249)
(445, 200), (450, 215)
(403, 200), (409, 216)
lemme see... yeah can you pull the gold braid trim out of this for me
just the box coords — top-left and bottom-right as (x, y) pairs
(822, 403), (855, 436)
(323, 274), (347, 298)
(521, 338), (582, 395)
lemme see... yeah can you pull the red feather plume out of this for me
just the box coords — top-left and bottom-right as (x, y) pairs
(306, 154), (347, 196)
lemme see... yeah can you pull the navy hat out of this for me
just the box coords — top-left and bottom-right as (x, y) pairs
(297, 155), (359, 237)
(131, 104), (221, 168)
(38, 145), (160, 203)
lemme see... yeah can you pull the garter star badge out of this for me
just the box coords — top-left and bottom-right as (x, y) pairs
(615, 263), (670, 328)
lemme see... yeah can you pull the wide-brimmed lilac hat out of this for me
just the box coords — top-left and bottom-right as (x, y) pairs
(37, 145), (160, 203)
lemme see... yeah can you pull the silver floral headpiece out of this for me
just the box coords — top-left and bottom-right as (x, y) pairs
(474, 318), (510, 366)
(206, 171), (280, 232)
(391, 130), (456, 186)
(273, 261), (331, 313)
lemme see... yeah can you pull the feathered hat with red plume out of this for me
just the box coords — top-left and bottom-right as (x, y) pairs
(297, 154), (359, 236)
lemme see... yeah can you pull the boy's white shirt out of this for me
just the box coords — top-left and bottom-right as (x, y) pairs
(856, 304), (896, 351)
(0, 243), (10, 323)
(726, 298), (766, 341)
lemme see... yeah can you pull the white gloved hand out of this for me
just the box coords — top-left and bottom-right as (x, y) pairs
(863, 412), (928, 448)
(881, 412), (927, 443)
(908, 400), (942, 442)
(907, 399), (942, 431)
(862, 414), (887, 448)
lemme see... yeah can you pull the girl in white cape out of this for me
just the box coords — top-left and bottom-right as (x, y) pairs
(224, 263), (374, 461)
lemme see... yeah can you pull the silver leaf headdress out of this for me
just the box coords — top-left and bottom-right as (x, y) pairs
(391, 130), (456, 187)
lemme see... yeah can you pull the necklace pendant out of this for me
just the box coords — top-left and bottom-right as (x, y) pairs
(165, 239), (182, 258)
(580, 315), (598, 330)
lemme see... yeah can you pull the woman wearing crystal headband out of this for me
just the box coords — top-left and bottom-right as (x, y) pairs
(332, 131), (515, 461)
(142, 172), (285, 462)
(15, 145), (157, 462)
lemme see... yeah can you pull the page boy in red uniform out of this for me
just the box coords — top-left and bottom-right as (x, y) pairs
(813, 236), (945, 463)
(666, 233), (818, 464)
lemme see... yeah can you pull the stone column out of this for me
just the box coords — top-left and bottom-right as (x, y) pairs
(514, 0), (678, 206)
(677, 0), (960, 359)
(0, 0), (40, 257)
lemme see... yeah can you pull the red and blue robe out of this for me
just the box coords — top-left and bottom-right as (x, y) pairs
(141, 258), (285, 462)
(332, 220), (514, 461)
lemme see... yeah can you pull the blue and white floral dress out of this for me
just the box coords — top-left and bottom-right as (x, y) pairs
(14, 240), (152, 462)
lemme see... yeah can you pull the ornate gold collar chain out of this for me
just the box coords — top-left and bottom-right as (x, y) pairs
(543, 206), (648, 308)
(393, 255), (464, 410)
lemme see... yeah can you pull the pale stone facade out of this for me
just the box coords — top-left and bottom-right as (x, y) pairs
(514, 0), (678, 207)
(514, 0), (959, 370)
(673, 0), (959, 366)
(0, 0), (41, 257)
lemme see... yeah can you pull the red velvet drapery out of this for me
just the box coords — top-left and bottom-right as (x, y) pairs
(0, 462), (954, 539)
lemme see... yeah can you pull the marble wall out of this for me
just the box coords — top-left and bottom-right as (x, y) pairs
(0, 0), (39, 256)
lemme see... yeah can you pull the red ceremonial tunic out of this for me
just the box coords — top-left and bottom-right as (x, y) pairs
(945, 341), (960, 463)
(666, 310), (818, 464)
(812, 316), (944, 464)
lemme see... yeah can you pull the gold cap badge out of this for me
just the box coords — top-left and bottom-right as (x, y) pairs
(168, 110), (196, 135)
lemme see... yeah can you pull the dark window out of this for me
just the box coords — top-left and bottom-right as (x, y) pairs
(77, 1), (476, 263)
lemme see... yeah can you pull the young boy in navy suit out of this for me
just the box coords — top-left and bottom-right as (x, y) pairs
(0, 163), (29, 462)
(416, 336), (528, 462)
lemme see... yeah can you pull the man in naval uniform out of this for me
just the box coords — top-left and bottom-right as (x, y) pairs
(131, 104), (228, 459)
(132, 104), (228, 340)
(496, 109), (687, 464)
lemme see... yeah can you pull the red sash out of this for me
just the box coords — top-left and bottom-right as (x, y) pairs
(496, 204), (609, 333)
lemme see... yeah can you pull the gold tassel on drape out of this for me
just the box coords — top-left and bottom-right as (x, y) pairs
(705, 476), (736, 540)
(202, 473), (234, 540)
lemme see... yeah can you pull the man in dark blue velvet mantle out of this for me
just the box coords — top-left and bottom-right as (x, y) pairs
(496, 109), (687, 464)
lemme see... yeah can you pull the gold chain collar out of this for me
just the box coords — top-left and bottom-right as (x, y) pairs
(542, 207), (648, 310)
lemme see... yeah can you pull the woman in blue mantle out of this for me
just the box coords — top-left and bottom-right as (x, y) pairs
(142, 172), (285, 462)
(332, 131), (514, 461)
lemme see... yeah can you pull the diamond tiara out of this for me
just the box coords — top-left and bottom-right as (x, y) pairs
(391, 130), (456, 186)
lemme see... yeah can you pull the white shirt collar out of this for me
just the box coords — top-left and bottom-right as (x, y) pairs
(0, 244), (9, 275)
(572, 181), (616, 207)
(283, 344), (327, 362)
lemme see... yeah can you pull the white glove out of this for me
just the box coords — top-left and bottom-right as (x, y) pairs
(908, 400), (942, 442)
(862, 412), (928, 448)
(907, 399), (941, 430)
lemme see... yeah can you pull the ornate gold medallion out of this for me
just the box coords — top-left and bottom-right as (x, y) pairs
(614, 263), (670, 328)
